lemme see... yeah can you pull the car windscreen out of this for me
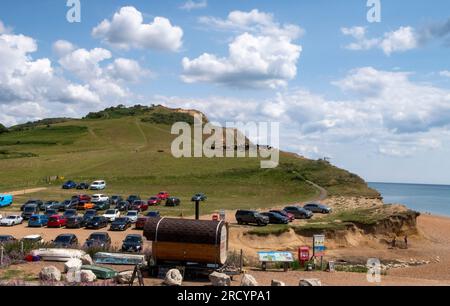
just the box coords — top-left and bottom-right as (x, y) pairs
(55, 236), (71, 243)
(30, 216), (39, 221)
(125, 236), (141, 243)
(49, 217), (58, 222)
(7, 216), (17, 219)
(89, 234), (106, 241)
(115, 218), (128, 223)
(105, 210), (115, 214)
(127, 212), (138, 216)
(91, 217), (102, 222)
(24, 207), (36, 212)
(0, 236), (12, 242)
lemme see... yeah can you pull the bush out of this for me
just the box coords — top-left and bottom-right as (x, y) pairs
(0, 123), (8, 134)
(141, 112), (195, 125)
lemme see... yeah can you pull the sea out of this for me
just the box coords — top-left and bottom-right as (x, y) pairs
(369, 182), (450, 217)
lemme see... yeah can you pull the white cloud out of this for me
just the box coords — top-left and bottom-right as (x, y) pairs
(58, 47), (112, 80)
(182, 10), (302, 88)
(342, 26), (418, 55)
(52, 40), (75, 57)
(92, 6), (183, 52)
(440, 70), (450, 78)
(180, 0), (207, 11)
(107, 58), (150, 82)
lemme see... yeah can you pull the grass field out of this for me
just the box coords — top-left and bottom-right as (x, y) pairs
(0, 105), (379, 216)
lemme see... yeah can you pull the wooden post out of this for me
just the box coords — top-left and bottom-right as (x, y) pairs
(239, 249), (243, 272)
(20, 241), (24, 255)
(0, 246), (4, 266)
(195, 200), (200, 220)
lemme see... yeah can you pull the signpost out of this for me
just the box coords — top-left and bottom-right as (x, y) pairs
(258, 251), (294, 272)
(313, 235), (326, 270)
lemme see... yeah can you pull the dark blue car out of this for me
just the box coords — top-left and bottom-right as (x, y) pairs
(62, 181), (77, 189)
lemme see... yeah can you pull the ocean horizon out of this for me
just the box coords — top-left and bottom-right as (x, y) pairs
(369, 182), (450, 217)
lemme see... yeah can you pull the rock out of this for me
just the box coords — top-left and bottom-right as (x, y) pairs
(271, 280), (285, 286)
(66, 270), (81, 283)
(64, 258), (82, 273)
(39, 266), (61, 282)
(116, 271), (135, 285)
(80, 270), (97, 283)
(209, 272), (231, 287)
(80, 254), (94, 265)
(163, 269), (183, 286)
(241, 274), (258, 286)
(299, 279), (322, 286)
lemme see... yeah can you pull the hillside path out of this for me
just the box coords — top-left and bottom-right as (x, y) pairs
(306, 180), (328, 201)
(3, 187), (48, 196)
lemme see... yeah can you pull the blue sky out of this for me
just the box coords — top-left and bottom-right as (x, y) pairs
(1, 0), (450, 184)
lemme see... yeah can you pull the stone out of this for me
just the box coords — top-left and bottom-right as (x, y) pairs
(299, 279), (322, 286)
(209, 272), (231, 287)
(241, 274), (258, 286)
(80, 254), (94, 265)
(271, 280), (286, 286)
(116, 271), (135, 285)
(39, 266), (61, 282)
(80, 270), (97, 283)
(64, 258), (82, 273)
(163, 269), (183, 286)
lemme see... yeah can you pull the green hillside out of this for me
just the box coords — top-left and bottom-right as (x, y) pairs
(0, 105), (379, 216)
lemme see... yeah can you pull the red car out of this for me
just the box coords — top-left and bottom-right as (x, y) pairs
(157, 191), (170, 201)
(135, 216), (148, 230)
(147, 197), (161, 206)
(78, 194), (92, 202)
(130, 200), (149, 212)
(47, 215), (67, 228)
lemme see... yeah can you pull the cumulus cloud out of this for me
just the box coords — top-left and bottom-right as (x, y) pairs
(342, 26), (418, 55)
(179, 0), (207, 11)
(182, 9), (302, 88)
(52, 40), (75, 57)
(92, 6), (183, 52)
(440, 70), (450, 78)
(106, 58), (150, 82)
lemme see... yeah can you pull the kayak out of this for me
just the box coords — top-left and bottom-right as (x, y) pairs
(31, 249), (86, 262)
(93, 252), (147, 266)
(81, 265), (118, 279)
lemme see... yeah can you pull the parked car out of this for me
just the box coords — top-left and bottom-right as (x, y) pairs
(126, 195), (141, 204)
(157, 191), (170, 201)
(78, 201), (95, 211)
(103, 209), (120, 222)
(130, 200), (148, 212)
(135, 211), (159, 229)
(165, 197), (181, 207)
(191, 193), (207, 202)
(0, 194), (13, 208)
(147, 197), (161, 206)
(270, 210), (295, 222)
(42, 201), (62, 211)
(78, 194), (92, 202)
(22, 235), (44, 245)
(45, 209), (58, 217)
(52, 234), (78, 248)
(283, 206), (313, 219)
(63, 209), (78, 219)
(20, 200), (44, 211)
(0, 215), (23, 226)
(85, 216), (108, 229)
(22, 204), (39, 220)
(60, 199), (76, 211)
(62, 180), (77, 189)
(82, 209), (97, 224)
(76, 183), (89, 190)
(235, 210), (269, 226)
(94, 201), (110, 211)
(92, 194), (109, 203)
(28, 214), (49, 227)
(125, 210), (139, 223)
(47, 215), (67, 228)
(90, 180), (106, 190)
(110, 217), (131, 231)
(121, 234), (143, 253)
(84, 232), (111, 248)
(110, 195), (123, 206)
(116, 201), (130, 212)
(66, 216), (85, 229)
(260, 212), (289, 224)
(0, 235), (16, 244)
(303, 203), (332, 214)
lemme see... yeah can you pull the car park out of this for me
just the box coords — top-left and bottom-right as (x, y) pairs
(110, 217), (131, 231)
(90, 180), (106, 190)
(0, 215), (23, 226)
(147, 197), (161, 206)
(284, 206), (313, 219)
(235, 210), (270, 226)
(92, 194), (109, 203)
(191, 193), (207, 202)
(111, 195), (123, 206)
(121, 234), (143, 253)
(304, 203), (332, 214)
(84, 232), (111, 249)
(28, 214), (49, 227)
(126, 195), (141, 204)
(94, 201), (110, 211)
(0, 194), (13, 208)
(260, 212), (289, 224)
(86, 216), (108, 229)
(165, 197), (181, 207)
(125, 210), (139, 223)
(52, 234), (78, 248)
(103, 209), (120, 222)
(20, 200), (44, 211)
(130, 200), (148, 212)
(48, 215), (67, 228)
(22, 204), (39, 220)
(270, 210), (295, 222)
(76, 183), (89, 190)
(116, 201), (130, 211)
(62, 181), (77, 189)
(0, 235), (16, 244)
(66, 216), (85, 229)
(157, 192), (170, 201)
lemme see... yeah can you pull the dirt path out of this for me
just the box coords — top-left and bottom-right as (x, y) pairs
(3, 188), (48, 196)
(306, 180), (328, 201)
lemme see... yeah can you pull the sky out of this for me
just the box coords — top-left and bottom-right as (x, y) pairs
(1, 0), (450, 184)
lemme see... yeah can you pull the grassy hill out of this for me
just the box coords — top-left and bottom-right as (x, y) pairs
(0, 105), (379, 216)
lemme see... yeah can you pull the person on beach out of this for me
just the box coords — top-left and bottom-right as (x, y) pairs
(392, 236), (397, 248)
(404, 235), (408, 249)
